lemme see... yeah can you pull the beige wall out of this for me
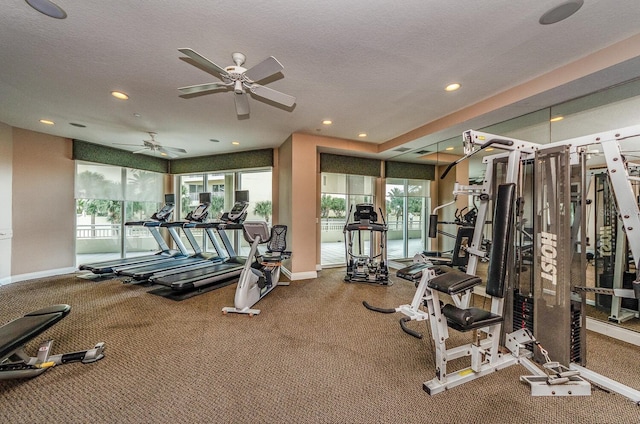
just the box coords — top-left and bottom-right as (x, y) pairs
(279, 133), (379, 279)
(11, 128), (75, 277)
(276, 136), (293, 270)
(0, 122), (12, 283)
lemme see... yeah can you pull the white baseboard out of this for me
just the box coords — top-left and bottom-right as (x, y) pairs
(3, 267), (77, 286)
(586, 317), (640, 347)
(286, 269), (317, 281)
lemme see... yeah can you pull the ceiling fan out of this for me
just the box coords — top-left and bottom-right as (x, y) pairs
(114, 132), (187, 158)
(177, 48), (296, 116)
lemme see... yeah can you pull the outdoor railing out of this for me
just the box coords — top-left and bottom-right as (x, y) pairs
(76, 224), (150, 239)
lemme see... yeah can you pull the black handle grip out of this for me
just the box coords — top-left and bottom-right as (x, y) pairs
(399, 317), (422, 339)
(428, 214), (438, 238)
(440, 160), (459, 180)
(362, 301), (396, 314)
(440, 138), (514, 180)
(480, 138), (514, 149)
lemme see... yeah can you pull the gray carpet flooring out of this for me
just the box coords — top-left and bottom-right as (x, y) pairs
(1, 268), (639, 423)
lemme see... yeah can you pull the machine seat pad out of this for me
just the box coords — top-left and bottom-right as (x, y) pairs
(396, 262), (431, 282)
(427, 266), (482, 295)
(444, 307), (503, 332)
(0, 305), (71, 359)
(262, 252), (283, 262)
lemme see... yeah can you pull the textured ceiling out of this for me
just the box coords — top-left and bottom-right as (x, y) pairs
(2, 1), (640, 160)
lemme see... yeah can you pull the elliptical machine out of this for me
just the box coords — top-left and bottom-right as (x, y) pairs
(343, 203), (390, 285)
(222, 222), (291, 316)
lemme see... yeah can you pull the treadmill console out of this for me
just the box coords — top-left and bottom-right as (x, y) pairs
(186, 203), (210, 222)
(152, 204), (175, 222)
(150, 194), (176, 222)
(221, 202), (249, 224)
(185, 192), (211, 222)
(354, 204), (378, 223)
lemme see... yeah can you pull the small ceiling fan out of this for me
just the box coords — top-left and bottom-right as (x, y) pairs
(177, 48), (296, 116)
(114, 132), (187, 158)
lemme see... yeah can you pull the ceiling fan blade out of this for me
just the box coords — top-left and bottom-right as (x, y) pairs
(249, 84), (296, 107)
(178, 48), (229, 76)
(234, 92), (250, 116)
(113, 143), (145, 147)
(132, 148), (149, 154)
(158, 148), (180, 159)
(160, 146), (187, 154)
(178, 82), (231, 95)
(244, 56), (284, 82)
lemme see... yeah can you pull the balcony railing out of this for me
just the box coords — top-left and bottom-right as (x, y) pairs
(76, 224), (150, 239)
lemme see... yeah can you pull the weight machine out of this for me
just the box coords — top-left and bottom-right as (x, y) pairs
(364, 125), (640, 401)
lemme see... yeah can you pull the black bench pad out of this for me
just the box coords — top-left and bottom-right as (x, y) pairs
(0, 304), (71, 359)
(427, 266), (482, 295)
(443, 306), (503, 332)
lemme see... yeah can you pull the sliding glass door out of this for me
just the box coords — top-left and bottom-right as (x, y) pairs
(385, 178), (429, 259)
(320, 173), (375, 266)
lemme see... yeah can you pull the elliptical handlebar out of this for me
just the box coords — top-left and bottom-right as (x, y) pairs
(378, 207), (387, 226)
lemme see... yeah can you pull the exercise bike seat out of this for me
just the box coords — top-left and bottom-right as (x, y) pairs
(0, 304), (70, 359)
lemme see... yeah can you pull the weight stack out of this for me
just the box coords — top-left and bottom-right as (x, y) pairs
(514, 291), (534, 349)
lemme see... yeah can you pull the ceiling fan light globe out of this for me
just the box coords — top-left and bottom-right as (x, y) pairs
(232, 52), (246, 66)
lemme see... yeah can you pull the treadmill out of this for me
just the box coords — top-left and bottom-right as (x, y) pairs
(115, 193), (221, 281)
(149, 195), (250, 291)
(78, 194), (186, 274)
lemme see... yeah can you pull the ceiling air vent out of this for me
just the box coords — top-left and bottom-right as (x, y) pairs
(393, 147), (411, 152)
(415, 150), (431, 155)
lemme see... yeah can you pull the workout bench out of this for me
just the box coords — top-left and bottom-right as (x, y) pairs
(0, 304), (105, 380)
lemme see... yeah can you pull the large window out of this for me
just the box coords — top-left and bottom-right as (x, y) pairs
(75, 163), (163, 265)
(385, 178), (430, 260)
(321, 173), (376, 266)
(178, 169), (272, 257)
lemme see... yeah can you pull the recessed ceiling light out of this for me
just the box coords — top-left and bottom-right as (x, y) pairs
(69, 122), (86, 128)
(111, 91), (129, 100)
(322, 120), (332, 125)
(133, 113), (141, 118)
(39, 119), (55, 125)
(539, 1), (584, 25)
(445, 146), (454, 151)
(550, 116), (564, 122)
(232, 141), (240, 145)
(445, 83), (461, 92)
(486, 148), (494, 152)
(25, 0), (67, 19)
(358, 133), (367, 138)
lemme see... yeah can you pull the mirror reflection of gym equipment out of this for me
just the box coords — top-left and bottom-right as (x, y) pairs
(365, 126), (640, 401)
(588, 171), (640, 323)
